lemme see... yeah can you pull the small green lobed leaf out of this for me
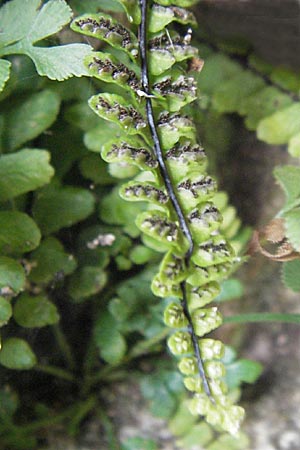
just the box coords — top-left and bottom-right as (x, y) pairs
(148, 31), (197, 76)
(212, 71), (265, 114)
(79, 154), (115, 185)
(13, 294), (60, 328)
(29, 237), (77, 284)
(191, 236), (234, 267)
(148, 5), (196, 33)
(84, 120), (120, 153)
(206, 432), (250, 450)
(270, 66), (300, 93)
(0, 149), (54, 202)
(0, 211), (41, 255)
(85, 52), (141, 93)
(71, 13), (139, 60)
(27, 44), (92, 81)
(198, 53), (241, 96)
(282, 260), (300, 292)
(68, 266), (107, 301)
(159, 251), (187, 284)
(240, 86), (293, 131)
(99, 186), (145, 237)
(108, 161), (139, 179)
(153, 73), (197, 112)
(164, 302), (188, 328)
(165, 141), (207, 184)
(168, 331), (193, 355)
(187, 261), (232, 287)
(225, 359), (263, 390)
(284, 208), (300, 250)
(0, 337), (37, 370)
(88, 93), (147, 135)
(157, 112), (196, 149)
(136, 211), (182, 248)
(215, 279), (244, 303)
(288, 132), (300, 158)
(0, 59), (11, 93)
(102, 137), (157, 171)
(177, 174), (217, 211)
(119, 181), (169, 206)
(148, 49), (175, 76)
(26, 0), (73, 43)
(192, 307), (223, 337)
(177, 422), (213, 448)
(168, 399), (198, 437)
(273, 165), (300, 211)
(65, 101), (100, 131)
(187, 282), (221, 310)
(94, 310), (127, 364)
(114, 0), (141, 24)
(0, 297), (12, 327)
(33, 185), (95, 235)
(129, 245), (158, 265)
(0, 0), (40, 47)
(0, 256), (25, 296)
(187, 203), (221, 243)
(257, 103), (300, 145)
(3, 90), (60, 151)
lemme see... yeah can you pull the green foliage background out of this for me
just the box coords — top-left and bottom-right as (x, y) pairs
(0, 0), (299, 449)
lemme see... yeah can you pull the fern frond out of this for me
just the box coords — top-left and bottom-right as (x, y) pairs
(72, 0), (244, 435)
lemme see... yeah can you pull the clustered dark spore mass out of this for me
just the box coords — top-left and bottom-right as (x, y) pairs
(75, 17), (132, 48)
(177, 177), (216, 198)
(88, 57), (141, 91)
(108, 143), (158, 168)
(124, 184), (169, 204)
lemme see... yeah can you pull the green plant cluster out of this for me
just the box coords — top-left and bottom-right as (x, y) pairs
(196, 45), (300, 292)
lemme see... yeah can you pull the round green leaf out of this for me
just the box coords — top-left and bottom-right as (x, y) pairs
(0, 149), (54, 202)
(288, 132), (300, 157)
(4, 90), (60, 151)
(282, 260), (300, 292)
(257, 103), (300, 145)
(79, 154), (114, 185)
(33, 185), (95, 235)
(29, 237), (77, 284)
(94, 310), (127, 364)
(13, 294), (60, 328)
(0, 211), (41, 254)
(0, 338), (37, 369)
(0, 297), (12, 327)
(68, 266), (107, 301)
(284, 208), (300, 250)
(0, 256), (25, 295)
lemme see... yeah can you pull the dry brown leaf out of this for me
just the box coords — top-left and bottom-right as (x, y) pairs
(248, 219), (300, 262)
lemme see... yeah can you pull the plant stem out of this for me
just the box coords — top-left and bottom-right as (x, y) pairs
(15, 404), (79, 434)
(52, 323), (76, 371)
(96, 407), (122, 450)
(87, 327), (170, 388)
(35, 364), (76, 383)
(67, 395), (97, 436)
(224, 312), (300, 324)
